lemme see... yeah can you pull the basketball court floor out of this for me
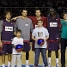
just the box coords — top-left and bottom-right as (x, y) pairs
(0, 43), (67, 67)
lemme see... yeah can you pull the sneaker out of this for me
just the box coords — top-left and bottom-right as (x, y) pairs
(48, 65), (52, 67)
(25, 65), (30, 67)
(42, 65), (45, 67)
(42, 64), (45, 67)
(48, 63), (52, 67)
(2, 64), (5, 67)
(2, 66), (5, 67)
(56, 64), (59, 67)
(61, 66), (65, 67)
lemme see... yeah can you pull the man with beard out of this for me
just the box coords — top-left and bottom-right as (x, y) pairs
(14, 9), (33, 67)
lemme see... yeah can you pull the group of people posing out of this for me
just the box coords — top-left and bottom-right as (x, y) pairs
(0, 8), (67, 67)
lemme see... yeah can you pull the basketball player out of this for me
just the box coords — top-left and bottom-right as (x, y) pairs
(14, 9), (33, 67)
(47, 8), (61, 67)
(0, 11), (14, 67)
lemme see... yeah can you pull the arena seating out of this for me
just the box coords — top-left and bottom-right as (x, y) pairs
(0, 0), (67, 19)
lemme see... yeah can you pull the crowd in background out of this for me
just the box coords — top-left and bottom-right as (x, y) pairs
(0, 0), (67, 19)
(0, 0), (67, 7)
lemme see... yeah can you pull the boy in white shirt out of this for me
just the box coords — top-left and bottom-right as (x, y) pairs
(11, 29), (23, 67)
(32, 20), (49, 67)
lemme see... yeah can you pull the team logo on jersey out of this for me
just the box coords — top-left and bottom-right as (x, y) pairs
(25, 22), (28, 26)
(5, 26), (13, 31)
(50, 22), (58, 27)
(38, 32), (43, 37)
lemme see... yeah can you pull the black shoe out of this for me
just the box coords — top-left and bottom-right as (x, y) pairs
(61, 66), (65, 67)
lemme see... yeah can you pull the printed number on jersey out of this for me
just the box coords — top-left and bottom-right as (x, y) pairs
(50, 22), (58, 27)
(5, 26), (13, 31)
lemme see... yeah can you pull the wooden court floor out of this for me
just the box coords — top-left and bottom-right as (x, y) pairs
(0, 44), (67, 66)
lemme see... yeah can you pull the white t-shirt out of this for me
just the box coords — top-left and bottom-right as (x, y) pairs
(12, 37), (23, 54)
(32, 27), (49, 48)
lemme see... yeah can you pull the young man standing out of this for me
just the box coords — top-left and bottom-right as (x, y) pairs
(47, 8), (61, 67)
(0, 11), (14, 67)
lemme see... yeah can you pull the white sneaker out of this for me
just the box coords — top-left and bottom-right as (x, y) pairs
(2, 66), (5, 67)
(2, 65), (5, 67)
(48, 63), (52, 67)
(56, 64), (59, 67)
(25, 65), (30, 67)
(42, 64), (45, 67)
(2, 64), (5, 67)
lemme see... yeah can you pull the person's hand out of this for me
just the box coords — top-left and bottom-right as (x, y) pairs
(11, 17), (18, 21)
(11, 16), (22, 21)
(37, 38), (44, 46)
(35, 39), (38, 42)
(14, 32), (16, 36)
(44, 38), (46, 42)
(0, 41), (2, 47)
(44, 38), (48, 42)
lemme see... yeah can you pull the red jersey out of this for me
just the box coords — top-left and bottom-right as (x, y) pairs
(29, 16), (47, 28)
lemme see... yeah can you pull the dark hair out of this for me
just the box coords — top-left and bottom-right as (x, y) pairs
(21, 9), (27, 13)
(49, 8), (55, 12)
(35, 8), (41, 13)
(48, 8), (58, 16)
(5, 11), (12, 16)
(37, 19), (43, 23)
(16, 29), (22, 33)
(62, 12), (67, 17)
